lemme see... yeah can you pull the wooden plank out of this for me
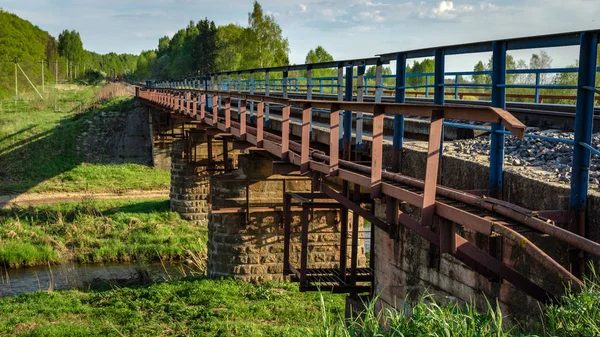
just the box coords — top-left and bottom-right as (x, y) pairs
(224, 97), (231, 132)
(212, 95), (218, 126)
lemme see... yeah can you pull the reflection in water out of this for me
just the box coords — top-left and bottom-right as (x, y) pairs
(0, 261), (202, 297)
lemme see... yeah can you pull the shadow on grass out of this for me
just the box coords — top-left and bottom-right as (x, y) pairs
(0, 96), (151, 196)
(0, 199), (172, 223)
(102, 199), (171, 215)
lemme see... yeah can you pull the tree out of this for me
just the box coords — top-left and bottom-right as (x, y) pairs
(157, 36), (170, 57)
(193, 19), (218, 74)
(365, 65), (392, 77)
(406, 59), (434, 88)
(529, 51), (552, 84)
(472, 61), (487, 85)
(58, 29), (84, 63)
(305, 46), (333, 64)
(304, 46), (335, 78)
(215, 24), (244, 72)
(243, 1), (289, 69)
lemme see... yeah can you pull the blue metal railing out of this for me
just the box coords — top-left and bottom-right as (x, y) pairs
(202, 65), (597, 105)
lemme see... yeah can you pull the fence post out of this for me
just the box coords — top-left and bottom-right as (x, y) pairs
(393, 53), (407, 172)
(265, 71), (270, 127)
(535, 72), (541, 103)
(454, 74), (459, 100)
(569, 31), (598, 277)
(342, 65), (353, 158)
(490, 41), (507, 199)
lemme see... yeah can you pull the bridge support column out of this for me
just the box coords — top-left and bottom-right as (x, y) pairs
(207, 152), (365, 282)
(169, 140), (211, 225)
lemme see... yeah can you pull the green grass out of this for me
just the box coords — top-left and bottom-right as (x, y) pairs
(0, 199), (206, 268)
(1, 276), (598, 337)
(0, 84), (170, 194)
(0, 278), (345, 337)
(308, 274), (600, 337)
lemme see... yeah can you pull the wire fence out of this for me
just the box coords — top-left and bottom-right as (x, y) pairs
(0, 98), (92, 114)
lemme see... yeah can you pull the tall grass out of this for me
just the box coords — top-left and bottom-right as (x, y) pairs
(308, 272), (600, 337)
(308, 293), (511, 337)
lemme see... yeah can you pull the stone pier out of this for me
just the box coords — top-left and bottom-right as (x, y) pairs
(207, 153), (366, 281)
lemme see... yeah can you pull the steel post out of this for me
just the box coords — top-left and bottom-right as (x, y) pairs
(490, 41), (507, 199)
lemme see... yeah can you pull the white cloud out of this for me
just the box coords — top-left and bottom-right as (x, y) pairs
(166, 31), (176, 38)
(429, 1), (473, 19)
(298, 4), (308, 13)
(354, 10), (385, 22)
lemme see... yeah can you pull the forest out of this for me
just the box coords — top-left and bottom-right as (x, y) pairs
(0, 9), (137, 98)
(132, 1), (289, 80)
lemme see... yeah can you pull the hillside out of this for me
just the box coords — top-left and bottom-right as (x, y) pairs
(0, 9), (56, 98)
(0, 10), (138, 98)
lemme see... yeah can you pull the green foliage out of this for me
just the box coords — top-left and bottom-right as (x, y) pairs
(0, 9), (138, 97)
(544, 270), (600, 336)
(193, 19), (218, 75)
(305, 46), (335, 78)
(406, 58), (435, 88)
(80, 69), (106, 85)
(58, 30), (84, 63)
(0, 199), (206, 267)
(134, 1), (290, 80)
(244, 1), (290, 69)
(0, 278), (344, 336)
(215, 24), (245, 72)
(366, 65), (392, 77)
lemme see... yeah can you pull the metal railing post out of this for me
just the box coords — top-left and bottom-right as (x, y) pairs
(569, 31), (598, 276)
(393, 52), (407, 172)
(490, 41), (507, 199)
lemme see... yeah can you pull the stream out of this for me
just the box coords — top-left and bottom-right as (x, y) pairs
(0, 261), (202, 297)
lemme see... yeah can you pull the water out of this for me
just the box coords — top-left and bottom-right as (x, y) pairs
(364, 224), (372, 253)
(0, 261), (202, 297)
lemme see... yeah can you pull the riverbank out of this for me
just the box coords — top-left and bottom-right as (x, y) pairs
(0, 278), (345, 336)
(0, 199), (205, 268)
(0, 83), (170, 195)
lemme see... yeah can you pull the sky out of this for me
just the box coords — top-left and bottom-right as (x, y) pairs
(1, 0), (600, 72)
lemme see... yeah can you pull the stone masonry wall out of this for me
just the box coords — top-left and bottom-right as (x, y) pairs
(207, 152), (366, 281)
(208, 209), (365, 281)
(169, 140), (210, 225)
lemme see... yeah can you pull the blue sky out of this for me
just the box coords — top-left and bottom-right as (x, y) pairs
(1, 0), (599, 71)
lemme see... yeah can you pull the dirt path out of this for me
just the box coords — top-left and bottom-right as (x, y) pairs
(0, 189), (170, 208)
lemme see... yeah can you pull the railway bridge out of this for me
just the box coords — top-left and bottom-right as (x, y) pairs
(136, 30), (600, 320)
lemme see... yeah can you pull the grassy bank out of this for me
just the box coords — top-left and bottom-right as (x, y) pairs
(0, 278), (345, 337)
(0, 83), (170, 194)
(0, 275), (598, 337)
(0, 199), (205, 268)
(313, 276), (600, 337)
